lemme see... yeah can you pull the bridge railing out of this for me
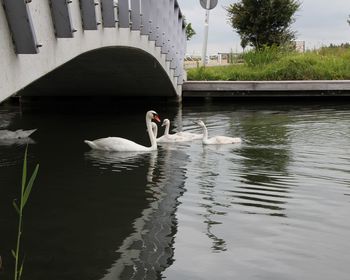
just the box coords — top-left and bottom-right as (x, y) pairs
(1, 0), (186, 85)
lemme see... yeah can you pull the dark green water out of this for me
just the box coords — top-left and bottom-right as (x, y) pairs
(1, 99), (350, 280)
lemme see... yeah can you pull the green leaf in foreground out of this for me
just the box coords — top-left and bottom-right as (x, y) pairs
(13, 146), (39, 280)
(22, 164), (39, 208)
(12, 200), (20, 214)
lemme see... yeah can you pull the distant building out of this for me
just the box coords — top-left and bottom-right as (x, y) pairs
(293, 41), (305, 53)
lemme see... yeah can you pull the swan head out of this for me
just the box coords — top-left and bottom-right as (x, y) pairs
(161, 119), (170, 127)
(147, 110), (161, 123)
(194, 119), (205, 127)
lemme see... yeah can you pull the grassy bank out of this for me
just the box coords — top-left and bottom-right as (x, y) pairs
(187, 46), (350, 81)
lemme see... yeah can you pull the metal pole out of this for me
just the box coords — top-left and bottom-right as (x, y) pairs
(201, 0), (210, 66)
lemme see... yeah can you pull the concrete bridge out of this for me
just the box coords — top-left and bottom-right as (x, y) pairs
(0, 0), (186, 103)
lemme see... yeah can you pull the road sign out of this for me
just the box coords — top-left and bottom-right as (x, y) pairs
(200, 0), (218, 10)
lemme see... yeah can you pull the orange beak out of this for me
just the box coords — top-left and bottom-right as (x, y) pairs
(154, 115), (161, 123)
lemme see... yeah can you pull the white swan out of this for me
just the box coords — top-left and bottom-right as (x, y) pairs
(84, 110), (161, 152)
(163, 119), (203, 140)
(156, 119), (202, 143)
(0, 129), (37, 140)
(195, 120), (241, 145)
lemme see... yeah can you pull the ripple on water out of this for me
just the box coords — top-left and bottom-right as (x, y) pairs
(2, 103), (350, 280)
(84, 150), (157, 172)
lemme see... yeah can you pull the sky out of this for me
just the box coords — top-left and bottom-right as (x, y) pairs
(177, 0), (350, 55)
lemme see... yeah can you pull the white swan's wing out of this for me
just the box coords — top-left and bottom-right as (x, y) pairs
(213, 136), (241, 144)
(157, 134), (189, 143)
(204, 136), (241, 145)
(176, 131), (203, 140)
(85, 137), (152, 152)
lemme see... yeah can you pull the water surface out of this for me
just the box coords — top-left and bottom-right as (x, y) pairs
(1, 99), (350, 280)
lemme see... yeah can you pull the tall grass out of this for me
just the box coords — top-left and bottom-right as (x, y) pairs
(12, 147), (39, 280)
(242, 45), (288, 67)
(187, 45), (350, 81)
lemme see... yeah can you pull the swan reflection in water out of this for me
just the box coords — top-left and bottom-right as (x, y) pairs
(0, 137), (35, 147)
(85, 145), (188, 279)
(84, 149), (157, 173)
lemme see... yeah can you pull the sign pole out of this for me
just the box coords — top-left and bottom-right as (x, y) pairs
(201, 0), (210, 66)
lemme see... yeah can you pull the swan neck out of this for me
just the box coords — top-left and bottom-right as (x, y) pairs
(146, 117), (157, 149)
(201, 125), (208, 140)
(164, 122), (170, 135)
(153, 124), (158, 138)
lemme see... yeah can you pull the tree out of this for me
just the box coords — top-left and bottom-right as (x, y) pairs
(185, 22), (196, 41)
(183, 16), (196, 41)
(226, 0), (300, 49)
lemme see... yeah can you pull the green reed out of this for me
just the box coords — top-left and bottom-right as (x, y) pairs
(12, 147), (39, 280)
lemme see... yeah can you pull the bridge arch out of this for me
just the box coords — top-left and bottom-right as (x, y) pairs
(0, 0), (186, 102)
(20, 46), (179, 97)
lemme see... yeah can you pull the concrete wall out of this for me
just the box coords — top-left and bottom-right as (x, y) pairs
(182, 81), (350, 98)
(0, 0), (185, 102)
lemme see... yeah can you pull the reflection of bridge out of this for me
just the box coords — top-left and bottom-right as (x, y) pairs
(0, 0), (186, 102)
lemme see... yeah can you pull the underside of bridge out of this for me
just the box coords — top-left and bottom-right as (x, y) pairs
(19, 47), (177, 98)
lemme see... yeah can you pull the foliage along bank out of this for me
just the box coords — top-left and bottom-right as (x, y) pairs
(187, 45), (350, 81)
